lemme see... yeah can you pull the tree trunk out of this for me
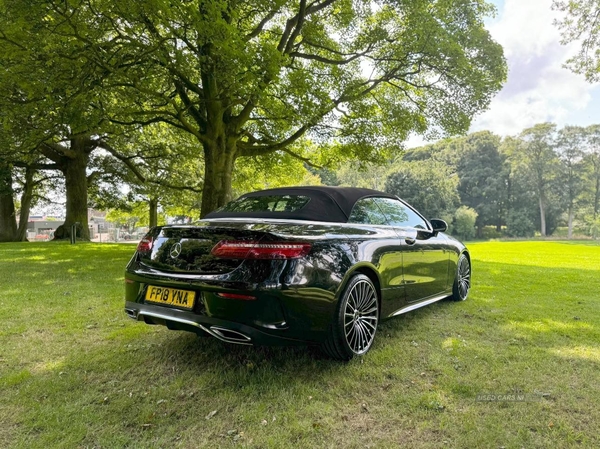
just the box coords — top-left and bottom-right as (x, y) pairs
(567, 205), (574, 240)
(16, 167), (35, 241)
(53, 140), (90, 241)
(0, 163), (18, 242)
(476, 222), (483, 239)
(505, 173), (512, 233)
(539, 195), (546, 237)
(149, 198), (158, 228)
(594, 176), (600, 220)
(200, 141), (237, 217)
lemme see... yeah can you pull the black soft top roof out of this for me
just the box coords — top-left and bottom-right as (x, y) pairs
(204, 186), (398, 223)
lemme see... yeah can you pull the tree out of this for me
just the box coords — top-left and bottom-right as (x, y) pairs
(12, 164), (59, 241)
(0, 111), (59, 242)
(448, 131), (508, 236)
(453, 206), (478, 240)
(0, 161), (18, 241)
(554, 0), (600, 81)
(33, 0), (506, 216)
(500, 136), (539, 236)
(517, 123), (560, 237)
(0, 0), (113, 240)
(0, 161), (51, 242)
(399, 131), (508, 236)
(384, 159), (460, 220)
(556, 126), (587, 238)
(94, 124), (321, 226)
(585, 125), (600, 220)
(89, 124), (205, 228)
(106, 201), (166, 232)
(231, 150), (322, 196)
(1, 2), (202, 240)
(337, 161), (392, 191)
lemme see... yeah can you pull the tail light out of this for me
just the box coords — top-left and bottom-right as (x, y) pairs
(136, 235), (154, 253)
(217, 292), (256, 300)
(211, 240), (311, 259)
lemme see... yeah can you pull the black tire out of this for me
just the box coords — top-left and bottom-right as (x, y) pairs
(321, 274), (379, 361)
(452, 253), (471, 301)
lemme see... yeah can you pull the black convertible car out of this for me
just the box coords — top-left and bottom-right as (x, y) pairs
(124, 186), (471, 360)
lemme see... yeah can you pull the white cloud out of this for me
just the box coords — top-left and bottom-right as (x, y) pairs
(470, 0), (600, 136)
(489, 0), (559, 57)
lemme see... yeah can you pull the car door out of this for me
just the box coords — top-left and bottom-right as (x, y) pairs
(373, 197), (449, 303)
(346, 197), (405, 314)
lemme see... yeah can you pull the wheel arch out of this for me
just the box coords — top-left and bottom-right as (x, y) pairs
(461, 249), (471, 262)
(335, 263), (382, 317)
(451, 249), (472, 301)
(458, 248), (471, 280)
(321, 263), (382, 360)
(447, 246), (470, 285)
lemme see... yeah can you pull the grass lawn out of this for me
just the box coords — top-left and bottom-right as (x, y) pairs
(1, 240), (599, 448)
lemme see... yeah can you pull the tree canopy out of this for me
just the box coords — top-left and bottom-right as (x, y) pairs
(554, 0), (600, 81)
(4, 0), (506, 217)
(384, 159), (459, 220)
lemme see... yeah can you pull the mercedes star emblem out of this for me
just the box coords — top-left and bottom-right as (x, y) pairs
(169, 242), (182, 259)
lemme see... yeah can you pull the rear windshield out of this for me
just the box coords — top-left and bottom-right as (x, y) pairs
(218, 195), (311, 213)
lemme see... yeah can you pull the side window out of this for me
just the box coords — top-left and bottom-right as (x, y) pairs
(373, 197), (428, 229)
(348, 198), (389, 225)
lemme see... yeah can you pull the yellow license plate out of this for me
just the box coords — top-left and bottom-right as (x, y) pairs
(145, 286), (196, 310)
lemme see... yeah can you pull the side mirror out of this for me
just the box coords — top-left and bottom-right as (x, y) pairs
(430, 219), (447, 233)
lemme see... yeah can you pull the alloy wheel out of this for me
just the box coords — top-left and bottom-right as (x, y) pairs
(343, 279), (379, 354)
(457, 255), (471, 300)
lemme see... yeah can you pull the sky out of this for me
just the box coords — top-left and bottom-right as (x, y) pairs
(469, 0), (600, 136)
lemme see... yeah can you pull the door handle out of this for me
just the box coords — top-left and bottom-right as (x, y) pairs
(405, 237), (416, 245)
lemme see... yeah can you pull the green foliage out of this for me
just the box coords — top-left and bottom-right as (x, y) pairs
(590, 218), (600, 239)
(583, 125), (600, 220)
(384, 160), (460, 219)
(505, 210), (536, 238)
(554, 0), (600, 82)
(1, 0), (508, 216)
(556, 126), (588, 237)
(306, 167), (340, 186)
(337, 161), (392, 190)
(106, 202), (166, 230)
(3, 0), (506, 213)
(0, 0), (111, 150)
(87, 124), (205, 221)
(232, 153), (322, 198)
(399, 131), (509, 236)
(509, 123), (561, 236)
(452, 206), (478, 240)
(480, 226), (504, 239)
(454, 131), (508, 233)
(337, 123), (600, 240)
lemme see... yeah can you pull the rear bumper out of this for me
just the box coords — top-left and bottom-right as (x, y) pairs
(124, 301), (308, 346)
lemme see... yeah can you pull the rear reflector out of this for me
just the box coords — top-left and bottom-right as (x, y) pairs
(211, 241), (311, 259)
(217, 292), (256, 301)
(137, 235), (154, 253)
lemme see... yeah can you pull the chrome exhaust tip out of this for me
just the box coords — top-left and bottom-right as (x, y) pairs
(133, 310), (253, 346)
(210, 326), (252, 344)
(125, 308), (138, 320)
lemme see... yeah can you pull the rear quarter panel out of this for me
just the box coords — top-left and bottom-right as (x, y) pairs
(200, 220), (400, 337)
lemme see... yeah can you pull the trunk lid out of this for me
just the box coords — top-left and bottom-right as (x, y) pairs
(137, 219), (345, 275)
(140, 224), (265, 274)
